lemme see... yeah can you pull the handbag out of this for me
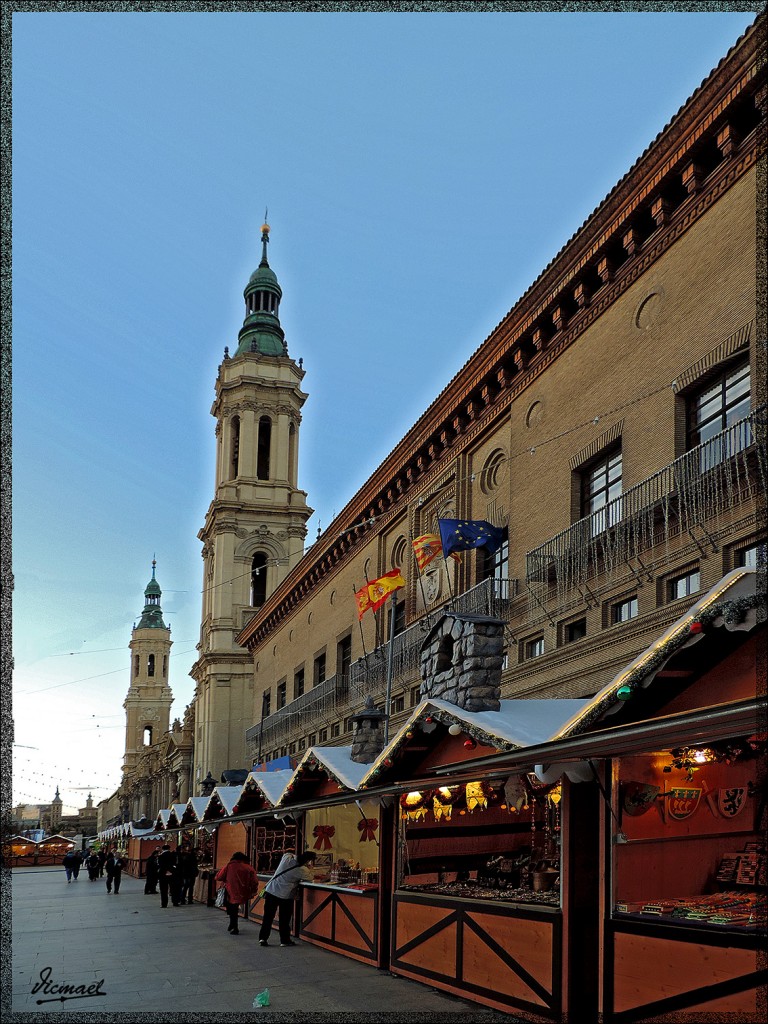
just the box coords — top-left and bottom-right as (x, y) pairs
(215, 886), (227, 908)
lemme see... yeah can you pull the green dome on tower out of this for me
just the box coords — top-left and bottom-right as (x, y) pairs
(236, 219), (288, 358)
(137, 560), (167, 629)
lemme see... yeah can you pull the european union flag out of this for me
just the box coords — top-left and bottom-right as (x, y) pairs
(438, 519), (506, 558)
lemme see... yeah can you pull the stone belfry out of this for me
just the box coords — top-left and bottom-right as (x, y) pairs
(122, 562), (173, 805)
(191, 220), (312, 787)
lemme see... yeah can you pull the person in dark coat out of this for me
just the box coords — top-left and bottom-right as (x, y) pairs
(105, 849), (125, 894)
(178, 844), (199, 905)
(144, 849), (160, 894)
(215, 851), (260, 935)
(62, 849), (78, 883)
(87, 850), (100, 881)
(97, 849), (107, 877)
(157, 844), (180, 907)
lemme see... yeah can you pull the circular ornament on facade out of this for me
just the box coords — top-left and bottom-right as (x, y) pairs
(479, 448), (507, 494)
(330, 590), (336, 605)
(289, 629), (294, 642)
(635, 290), (663, 330)
(526, 401), (544, 429)
(391, 537), (407, 570)
(308, 611), (313, 625)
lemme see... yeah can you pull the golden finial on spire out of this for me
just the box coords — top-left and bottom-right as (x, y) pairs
(261, 206), (270, 234)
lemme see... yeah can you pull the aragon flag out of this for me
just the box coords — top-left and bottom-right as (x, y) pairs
(438, 518), (506, 558)
(355, 569), (406, 619)
(354, 585), (372, 620)
(412, 533), (461, 572)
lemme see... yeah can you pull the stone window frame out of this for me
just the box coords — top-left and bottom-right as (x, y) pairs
(276, 678), (287, 711)
(729, 539), (766, 571)
(611, 594), (638, 625)
(521, 634), (544, 662)
(560, 616), (588, 646)
(661, 564), (701, 605)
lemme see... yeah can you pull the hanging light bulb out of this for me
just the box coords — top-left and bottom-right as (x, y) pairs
(448, 723), (462, 737)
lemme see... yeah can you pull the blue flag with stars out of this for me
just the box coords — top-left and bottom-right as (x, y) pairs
(438, 519), (506, 558)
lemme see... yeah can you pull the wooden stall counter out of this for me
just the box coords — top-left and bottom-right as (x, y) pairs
(299, 881), (380, 966)
(392, 888), (562, 1020)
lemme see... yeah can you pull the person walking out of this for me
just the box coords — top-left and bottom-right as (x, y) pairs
(71, 849), (82, 881)
(97, 848), (107, 878)
(62, 849), (78, 883)
(144, 848), (160, 895)
(258, 850), (316, 947)
(105, 849), (125, 894)
(215, 852), (260, 935)
(178, 843), (199, 905)
(87, 849), (100, 881)
(157, 844), (180, 907)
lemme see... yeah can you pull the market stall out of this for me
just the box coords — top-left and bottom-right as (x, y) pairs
(3, 835), (40, 867)
(553, 568), (766, 1023)
(35, 834), (76, 866)
(358, 697), (589, 1018)
(274, 747), (381, 963)
(432, 568), (766, 1022)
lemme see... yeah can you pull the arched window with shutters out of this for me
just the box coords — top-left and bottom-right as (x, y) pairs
(251, 552), (268, 607)
(147, 654), (155, 677)
(257, 417), (271, 479)
(230, 417), (240, 479)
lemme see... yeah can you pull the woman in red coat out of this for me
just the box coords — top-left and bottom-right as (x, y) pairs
(215, 852), (260, 935)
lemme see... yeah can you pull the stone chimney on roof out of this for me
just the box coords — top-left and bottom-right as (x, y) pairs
(420, 612), (504, 712)
(350, 696), (387, 764)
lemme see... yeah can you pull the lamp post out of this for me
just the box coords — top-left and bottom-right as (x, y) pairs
(384, 591), (398, 745)
(257, 689), (269, 767)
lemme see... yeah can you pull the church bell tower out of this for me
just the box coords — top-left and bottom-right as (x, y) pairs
(122, 562), (173, 810)
(191, 220), (312, 786)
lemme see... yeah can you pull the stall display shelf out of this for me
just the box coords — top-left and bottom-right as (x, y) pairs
(614, 889), (766, 930)
(399, 879), (561, 907)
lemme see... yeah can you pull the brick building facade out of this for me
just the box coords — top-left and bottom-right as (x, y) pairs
(231, 19), (764, 770)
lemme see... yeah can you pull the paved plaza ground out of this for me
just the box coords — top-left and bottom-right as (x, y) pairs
(5, 866), (512, 1021)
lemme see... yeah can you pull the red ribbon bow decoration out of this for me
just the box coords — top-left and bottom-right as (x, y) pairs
(357, 818), (379, 842)
(312, 824), (336, 850)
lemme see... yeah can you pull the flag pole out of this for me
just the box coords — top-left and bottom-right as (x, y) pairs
(384, 590), (398, 746)
(437, 519), (456, 606)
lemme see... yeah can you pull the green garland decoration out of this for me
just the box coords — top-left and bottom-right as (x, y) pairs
(569, 592), (765, 736)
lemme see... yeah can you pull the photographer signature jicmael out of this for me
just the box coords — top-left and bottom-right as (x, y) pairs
(31, 966), (107, 1004)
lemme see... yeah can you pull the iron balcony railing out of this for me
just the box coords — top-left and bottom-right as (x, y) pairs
(525, 406), (765, 594)
(245, 574), (518, 757)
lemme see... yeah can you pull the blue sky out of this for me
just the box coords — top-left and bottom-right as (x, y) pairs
(11, 8), (758, 812)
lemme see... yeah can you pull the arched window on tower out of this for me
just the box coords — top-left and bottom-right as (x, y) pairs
(134, 655), (140, 678)
(230, 417), (240, 479)
(163, 655), (167, 677)
(257, 416), (271, 479)
(251, 552), (268, 607)
(143, 726), (153, 746)
(288, 422), (297, 486)
(147, 654), (155, 677)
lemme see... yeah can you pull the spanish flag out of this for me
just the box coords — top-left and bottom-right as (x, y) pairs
(355, 569), (406, 619)
(412, 533), (461, 571)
